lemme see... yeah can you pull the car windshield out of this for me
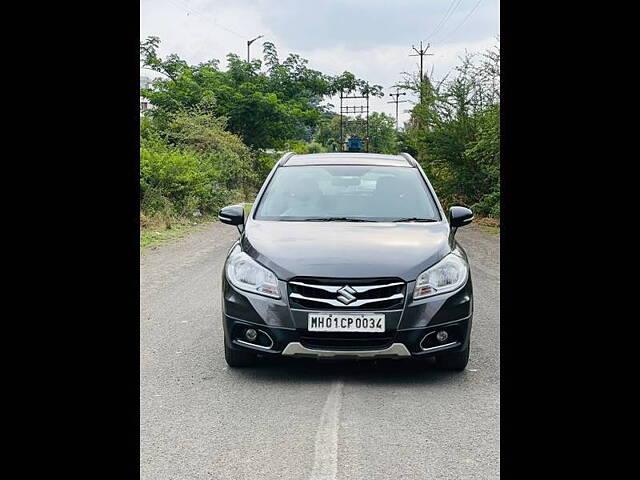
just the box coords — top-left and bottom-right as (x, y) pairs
(254, 165), (441, 222)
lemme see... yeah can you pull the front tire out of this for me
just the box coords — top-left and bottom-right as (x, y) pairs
(224, 338), (257, 367)
(436, 344), (470, 371)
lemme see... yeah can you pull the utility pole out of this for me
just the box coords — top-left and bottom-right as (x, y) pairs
(247, 35), (263, 62)
(409, 41), (433, 104)
(387, 88), (408, 131)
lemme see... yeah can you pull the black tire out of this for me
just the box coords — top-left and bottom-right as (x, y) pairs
(224, 338), (257, 367)
(436, 344), (470, 371)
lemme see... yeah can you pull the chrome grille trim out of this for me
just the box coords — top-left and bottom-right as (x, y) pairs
(288, 278), (406, 310)
(289, 281), (341, 293)
(289, 292), (404, 307)
(289, 308), (404, 313)
(352, 282), (404, 293)
(289, 281), (404, 293)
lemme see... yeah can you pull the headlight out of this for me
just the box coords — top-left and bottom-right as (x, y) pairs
(413, 252), (468, 299)
(225, 245), (280, 298)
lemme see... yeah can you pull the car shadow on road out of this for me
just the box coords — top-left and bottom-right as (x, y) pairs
(228, 356), (469, 386)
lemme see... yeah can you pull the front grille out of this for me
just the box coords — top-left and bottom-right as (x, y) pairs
(288, 277), (406, 311)
(300, 332), (394, 350)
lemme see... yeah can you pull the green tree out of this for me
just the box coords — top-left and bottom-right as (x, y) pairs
(399, 42), (500, 215)
(464, 104), (500, 217)
(367, 112), (399, 154)
(314, 112), (398, 154)
(140, 37), (382, 149)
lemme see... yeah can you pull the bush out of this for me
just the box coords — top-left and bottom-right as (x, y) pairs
(306, 142), (325, 153)
(141, 144), (233, 216)
(255, 152), (278, 184)
(472, 188), (500, 218)
(140, 112), (259, 225)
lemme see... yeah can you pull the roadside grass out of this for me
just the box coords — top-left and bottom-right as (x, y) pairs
(475, 216), (500, 235)
(481, 225), (500, 235)
(140, 213), (215, 253)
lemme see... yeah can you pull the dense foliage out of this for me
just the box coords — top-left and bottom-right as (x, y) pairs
(139, 36), (500, 230)
(140, 37), (381, 226)
(399, 43), (500, 218)
(314, 112), (399, 154)
(140, 112), (277, 227)
(140, 37), (382, 149)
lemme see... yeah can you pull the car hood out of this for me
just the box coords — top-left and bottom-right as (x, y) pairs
(241, 220), (452, 282)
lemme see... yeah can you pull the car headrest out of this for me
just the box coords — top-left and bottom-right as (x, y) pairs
(375, 176), (405, 197)
(288, 176), (321, 201)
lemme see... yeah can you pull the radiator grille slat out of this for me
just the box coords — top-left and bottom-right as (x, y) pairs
(288, 277), (406, 311)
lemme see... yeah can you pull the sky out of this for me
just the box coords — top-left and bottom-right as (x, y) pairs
(140, 0), (499, 128)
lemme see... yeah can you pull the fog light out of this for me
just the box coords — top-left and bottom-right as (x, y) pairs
(436, 330), (448, 343)
(245, 328), (258, 341)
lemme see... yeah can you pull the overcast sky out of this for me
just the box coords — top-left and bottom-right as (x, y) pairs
(140, 0), (499, 127)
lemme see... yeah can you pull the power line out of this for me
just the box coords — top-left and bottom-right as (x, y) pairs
(425, 0), (465, 41)
(424, 0), (458, 40)
(163, 0), (246, 38)
(437, 0), (485, 43)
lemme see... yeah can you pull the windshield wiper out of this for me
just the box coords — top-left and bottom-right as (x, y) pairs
(301, 217), (371, 222)
(391, 217), (438, 223)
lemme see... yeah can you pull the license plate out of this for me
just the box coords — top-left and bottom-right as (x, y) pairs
(307, 313), (385, 332)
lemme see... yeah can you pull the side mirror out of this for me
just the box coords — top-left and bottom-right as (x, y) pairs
(449, 206), (474, 228)
(218, 204), (244, 226)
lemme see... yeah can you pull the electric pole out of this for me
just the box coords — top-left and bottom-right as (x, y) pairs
(387, 88), (408, 131)
(409, 41), (434, 104)
(247, 35), (263, 62)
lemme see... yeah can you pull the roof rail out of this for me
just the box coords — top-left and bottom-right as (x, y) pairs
(399, 152), (418, 167)
(278, 152), (295, 166)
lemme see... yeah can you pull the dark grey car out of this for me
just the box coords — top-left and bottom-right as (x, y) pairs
(219, 152), (474, 370)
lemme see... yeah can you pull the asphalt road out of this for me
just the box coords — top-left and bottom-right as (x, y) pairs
(140, 222), (500, 480)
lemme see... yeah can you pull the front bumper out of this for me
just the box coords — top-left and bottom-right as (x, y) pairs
(222, 274), (473, 360)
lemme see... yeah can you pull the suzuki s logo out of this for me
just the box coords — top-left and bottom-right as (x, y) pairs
(337, 285), (357, 305)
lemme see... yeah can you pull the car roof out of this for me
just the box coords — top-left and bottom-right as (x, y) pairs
(282, 152), (415, 168)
